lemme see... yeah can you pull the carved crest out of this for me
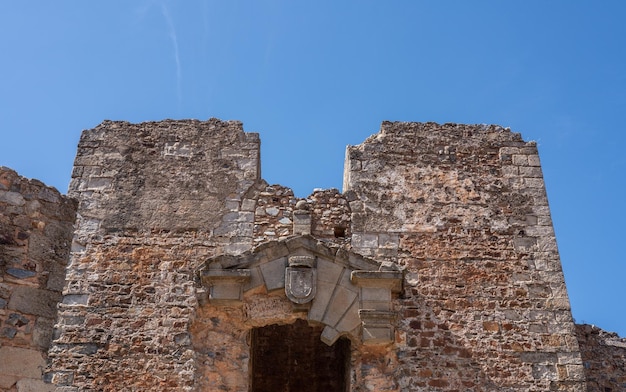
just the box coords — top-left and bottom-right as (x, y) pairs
(285, 256), (317, 304)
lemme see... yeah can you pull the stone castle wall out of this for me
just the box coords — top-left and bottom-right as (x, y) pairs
(47, 119), (261, 390)
(343, 122), (585, 390)
(576, 324), (626, 391)
(0, 168), (76, 391)
(0, 118), (623, 391)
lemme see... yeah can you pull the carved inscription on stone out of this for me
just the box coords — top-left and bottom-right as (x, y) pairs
(244, 295), (295, 325)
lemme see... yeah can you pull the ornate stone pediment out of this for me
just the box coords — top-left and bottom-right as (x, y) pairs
(198, 235), (404, 345)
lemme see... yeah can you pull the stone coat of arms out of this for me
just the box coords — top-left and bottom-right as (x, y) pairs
(285, 255), (317, 304)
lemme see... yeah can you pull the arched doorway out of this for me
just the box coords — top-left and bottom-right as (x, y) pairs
(195, 236), (403, 390)
(250, 319), (350, 392)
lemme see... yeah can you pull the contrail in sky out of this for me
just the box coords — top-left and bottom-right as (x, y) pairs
(161, 2), (182, 111)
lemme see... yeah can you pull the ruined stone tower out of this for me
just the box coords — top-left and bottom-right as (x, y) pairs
(1, 119), (624, 391)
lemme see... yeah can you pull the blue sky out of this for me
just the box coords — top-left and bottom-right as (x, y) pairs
(1, 1), (624, 337)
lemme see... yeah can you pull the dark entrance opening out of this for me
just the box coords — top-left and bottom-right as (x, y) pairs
(250, 319), (350, 392)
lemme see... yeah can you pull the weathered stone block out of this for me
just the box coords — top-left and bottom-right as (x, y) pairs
(33, 317), (55, 349)
(8, 287), (61, 318)
(259, 257), (287, 291)
(528, 155), (541, 166)
(322, 285), (357, 327)
(6, 268), (37, 279)
(320, 326), (340, 346)
(224, 241), (252, 255)
(202, 269), (251, 305)
(334, 299), (361, 334)
(0, 191), (26, 206)
(16, 378), (56, 392)
(351, 270), (403, 292)
(308, 281), (336, 323)
(293, 210), (312, 235)
(358, 310), (396, 345)
(61, 294), (88, 306)
(512, 154), (529, 166)
(46, 263), (68, 292)
(316, 258), (343, 285)
(0, 347), (46, 387)
(352, 233), (379, 249)
(360, 287), (391, 310)
(243, 266), (264, 291)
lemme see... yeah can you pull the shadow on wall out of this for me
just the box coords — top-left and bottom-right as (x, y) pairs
(0, 167), (77, 391)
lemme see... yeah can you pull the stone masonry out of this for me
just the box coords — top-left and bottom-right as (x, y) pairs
(576, 324), (626, 391)
(0, 118), (624, 391)
(344, 122), (585, 390)
(0, 167), (76, 392)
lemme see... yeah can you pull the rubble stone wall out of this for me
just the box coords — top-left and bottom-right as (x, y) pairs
(252, 186), (351, 244)
(47, 119), (261, 391)
(0, 168), (76, 392)
(576, 324), (626, 391)
(344, 122), (586, 390)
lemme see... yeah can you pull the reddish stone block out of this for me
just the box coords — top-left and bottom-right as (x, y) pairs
(483, 321), (500, 332)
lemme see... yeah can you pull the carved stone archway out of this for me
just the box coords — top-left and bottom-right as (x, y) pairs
(198, 235), (403, 345)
